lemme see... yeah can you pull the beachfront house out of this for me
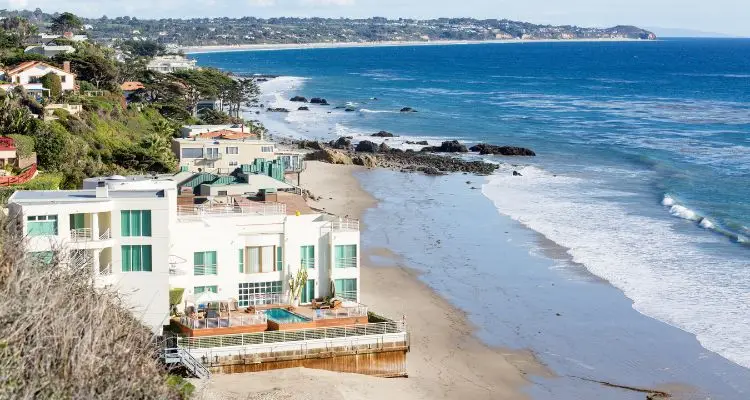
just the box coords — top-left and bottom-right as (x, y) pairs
(172, 134), (276, 174)
(7, 174), (361, 335)
(0, 61), (76, 92)
(146, 55), (197, 73)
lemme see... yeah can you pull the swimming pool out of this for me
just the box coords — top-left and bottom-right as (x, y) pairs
(263, 308), (311, 324)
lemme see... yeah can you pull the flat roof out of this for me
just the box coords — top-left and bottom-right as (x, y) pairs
(9, 189), (166, 204)
(173, 138), (272, 144)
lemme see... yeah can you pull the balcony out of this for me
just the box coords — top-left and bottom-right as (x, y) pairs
(203, 153), (222, 161)
(70, 228), (93, 242)
(334, 257), (357, 269)
(330, 218), (359, 232)
(177, 202), (287, 220)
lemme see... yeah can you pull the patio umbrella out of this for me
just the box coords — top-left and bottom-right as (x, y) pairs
(190, 291), (225, 305)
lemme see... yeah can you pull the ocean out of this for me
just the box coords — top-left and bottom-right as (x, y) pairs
(192, 39), (750, 397)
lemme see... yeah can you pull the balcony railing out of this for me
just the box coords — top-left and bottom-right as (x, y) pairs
(99, 229), (111, 240)
(70, 228), (93, 241)
(331, 219), (359, 232)
(99, 263), (112, 276)
(177, 202), (286, 219)
(179, 314), (268, 330)
(334, 257), (357, 269)
(240, 293), (285, 307)
(312, 305), (368, 321)
(203, 153), (222, 160)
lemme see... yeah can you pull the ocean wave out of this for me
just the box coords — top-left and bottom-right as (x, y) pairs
(669, 204), (700, 221)
(358, 109), (396, 114)
(483, 168), (750, 369)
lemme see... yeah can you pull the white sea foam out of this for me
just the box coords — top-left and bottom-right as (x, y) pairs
(358, 109), (397, 114)
(670, 205), (700, 221)
(482, 165), (750, 369)
(699, 218), (716, 230)
(661, 195), (676, 206)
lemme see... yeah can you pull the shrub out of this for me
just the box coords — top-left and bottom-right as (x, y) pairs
(5, 134), (34, 158)
(39, 73), (63, 99)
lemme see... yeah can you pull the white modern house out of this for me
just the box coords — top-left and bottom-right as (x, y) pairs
(146, 55), (197, 73)
(7, 174), (360, 335)
(24, 45), (76, 58)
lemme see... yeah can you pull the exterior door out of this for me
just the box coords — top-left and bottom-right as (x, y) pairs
(301, 279), (314, 304)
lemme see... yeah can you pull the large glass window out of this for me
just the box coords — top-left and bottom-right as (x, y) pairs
(300, 245), (315, 269)
(245, 246), (277, 273)
(225, 146), (239, 154)
(334, 245), (357, 268)
(181, 148), (203, 159)
(238, 281), (282, 306)
(194, 251), (217, 275)
(276, 246), (283, 271)
(194, 286), (218, 294)
(121, 245), (152, 272)
(334, 279), (357, 301)
(301, 279), (315, 304)
(120, 210), (152, 237)
(238, 249), (244, 273)
(70, 213), (85, 230)
(27, 215), (58, 236)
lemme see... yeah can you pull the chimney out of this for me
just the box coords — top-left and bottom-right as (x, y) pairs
(63, 61), (71, 74)
(95, 181), (109, 198)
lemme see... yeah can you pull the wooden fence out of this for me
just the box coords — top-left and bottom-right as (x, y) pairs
(0, 164), (37, 187)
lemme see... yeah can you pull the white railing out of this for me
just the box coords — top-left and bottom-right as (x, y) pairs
(331, 219), (360, 232)
(98, 228), (111, 240)
(177, 202), (287, 219)
(204, 153), (222, 160)
(312, 305), (368, 321)
(240, 293), (285, 307)
(180, 314), (268, 330)
(334, 257), (358, 269)
(178, 320), (406, 349)
(70, 228), (93, 241)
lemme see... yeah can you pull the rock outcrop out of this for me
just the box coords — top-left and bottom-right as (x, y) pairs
(355, 140), (379, 153)
(420, 140), (468, 153)
(352, 154), (378, 168)
(310, 98), (329, 105)
(306, 148), (352, 165)
(400, 107), (417, 113)
(298, 106), (310, 111)
(469, 144), (536, 156)
(298, 140), (323, 150)
(266, 108), (290, 113)
(371, 131), (397, 138)
(329, 137), (352, 150)
(290, 96), (308, 102)
(406, 140), (429, 145)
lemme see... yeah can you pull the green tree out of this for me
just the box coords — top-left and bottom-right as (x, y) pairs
(50, 12), (83, 34)
(39, 73), (62, 99)
(33, 124), (68, 170)
(119, 40), (165, 58)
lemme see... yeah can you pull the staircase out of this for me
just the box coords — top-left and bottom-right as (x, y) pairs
(163, 348), (211, 379)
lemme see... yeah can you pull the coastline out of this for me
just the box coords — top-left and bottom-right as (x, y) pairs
(182, 38), (646, 54)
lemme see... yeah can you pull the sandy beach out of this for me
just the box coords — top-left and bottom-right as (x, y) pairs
(182, 38), (643, 54)
(192, 161), (548, 400)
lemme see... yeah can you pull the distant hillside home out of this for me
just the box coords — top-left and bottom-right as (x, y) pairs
(37, 32), (88, 42)
(0, 137), (37, 170)
(121, 81), (145, 101)
(24, 45), (76, 58)
(180, 124), (251, 138)
(1, 61), (76, 92)
(146, 55), (197, 73)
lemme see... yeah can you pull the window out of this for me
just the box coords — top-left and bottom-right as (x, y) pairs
(261, 145), (274, 153)
(218, 190), (228, 196)
(206, 148), (219, 159)
(121, 245), (152, 272)
(194, 286), (218, 294)
(334, 245), (357, 268)
(70, 213), (85, 231)
(300, 245), (315, 269)
(245, 246), (277, 273)
(194, 251), (217, 275)
(276, 247), (283, 271)
(182, 148), (204, 159)
(334, 279), (357, 301)
(238, 249), (244, 273)
(27, 215), (58, 236)
(121, 210), (151, 237)
(238, 281), (282, 307)
(301, 279), (315, 304)
(29, 251), (55, 265)
(228, 161), (238, 167)
(225, 146), (239, 154)
(61, 75), (66, 83)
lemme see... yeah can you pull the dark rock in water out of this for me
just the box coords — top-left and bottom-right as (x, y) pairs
(298, 140), (323, 151)
(469, 143), (536, 156)
(420, 166), (445, 176)
(267, 107), (290, 113)
(290, 96), (308, 102)
(355, 140), (379, 153)
(405, 149), (415, 153)
(255, 111), (260, 114)
(329, 137), (352, 150)
(400, 107), (417, 113)
(310, 98), (329, 105)
(345, 108), (357, 112)
(298, 106), (310, 111)
(421, 140), (468, 153)
(378, 142), (391, 153)
(372, 131), (397, 138)
(466, 181), (471, 184)
(334, 106), (346, 109)
(512, 170), (522, 176)
(390, 148), (404, 153)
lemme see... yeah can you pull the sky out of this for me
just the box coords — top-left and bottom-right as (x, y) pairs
(2, 0), (748, 37)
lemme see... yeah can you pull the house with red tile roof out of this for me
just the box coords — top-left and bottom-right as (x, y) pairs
(1, 61), (76, 92)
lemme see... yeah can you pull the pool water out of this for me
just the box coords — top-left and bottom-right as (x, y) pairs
(264, 308), (311, 324)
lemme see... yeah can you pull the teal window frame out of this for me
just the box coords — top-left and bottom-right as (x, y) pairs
(334, 245), (357, 268)
(300, 245), (315, 269)
(194, 251), (218, 276)
(276, 246), (283, 271)
(121, 245), (152, 272)
(70, 213), (85, 230)
(194, 285), (218, 294)
(27, 215), (58, 236)
(120, 210), (152, 237)
(334, 279), (357, 301)
(301, 279), (315, 304)
(238, 249), (244, 273)
(30, 251), (55, 265)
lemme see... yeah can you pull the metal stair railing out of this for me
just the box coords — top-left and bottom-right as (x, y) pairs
(164, 348), (210, 379)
